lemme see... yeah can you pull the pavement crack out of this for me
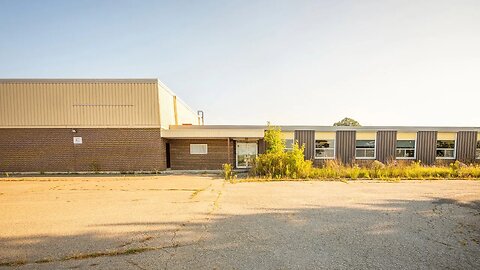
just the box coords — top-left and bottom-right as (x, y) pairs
(126, 259), (147, 270)
(190, 184), (212, 199)
(0, 242), (199, 267)
(164, 228), (180, 270)
(117, 236), (153, 248)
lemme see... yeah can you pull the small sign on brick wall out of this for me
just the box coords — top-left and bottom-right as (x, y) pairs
(73, 137), (83, 144)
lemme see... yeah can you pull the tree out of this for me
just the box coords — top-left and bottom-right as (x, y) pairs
(333, 117), (361, 127)
(253, 125), (313, 179)
(264, 125), (285, 154)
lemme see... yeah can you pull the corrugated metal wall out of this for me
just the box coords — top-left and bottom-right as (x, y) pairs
(258, 139), (266, 154)
(0, 81), (160, 127)
(456, 131), (478, 163)
(416, 131), (438, 165)
(295, 130), (315, 160)
(335, 131), (356, 164)
(376, 131), (397, 163)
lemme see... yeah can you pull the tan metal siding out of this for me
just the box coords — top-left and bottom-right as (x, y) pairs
(437, 132), (457, 140)
(0, 82), (160, 127)
(335, 131), (356, 164)
(416, 131), (437, 165)
(283, 132), (295, 140)
(314, 132), (335, 140)
(397, 132), (417, 140)
(376, 131), (397, 163)
(158, 82), (199, 128)
(456, 131), (478, 163)
(356, 132), (376, 140)
(294, 130), (315, 160)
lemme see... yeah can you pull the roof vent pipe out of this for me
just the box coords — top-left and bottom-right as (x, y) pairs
(173, 96), (178, 125)
(197, 110), (204, 125)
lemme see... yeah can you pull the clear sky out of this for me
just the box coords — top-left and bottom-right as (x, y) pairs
(1, 0), (479, 126)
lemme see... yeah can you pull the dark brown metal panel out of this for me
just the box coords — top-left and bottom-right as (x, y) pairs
(258, 139), (266, 154)
(456, 131), (478, 163)
(416, 131), (438, 165)
(376, 131), (397, 163)
(294, 130), (315, 160)
(335, 131), (356, 165)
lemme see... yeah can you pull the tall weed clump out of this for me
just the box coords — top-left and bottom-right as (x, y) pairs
(251, 126), (314, 179)
(222, 163), (235, 180)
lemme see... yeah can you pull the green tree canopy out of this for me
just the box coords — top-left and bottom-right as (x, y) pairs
(264, 125), (285, 154)
(333, 117), (361, 127)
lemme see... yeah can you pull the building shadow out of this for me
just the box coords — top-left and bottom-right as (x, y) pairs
(0, 197), (479, 269)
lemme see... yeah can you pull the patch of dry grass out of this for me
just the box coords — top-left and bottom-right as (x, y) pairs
(240, 160), (480, 182)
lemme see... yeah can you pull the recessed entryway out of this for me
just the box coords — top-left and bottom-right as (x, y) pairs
(236, 142), (258, 168)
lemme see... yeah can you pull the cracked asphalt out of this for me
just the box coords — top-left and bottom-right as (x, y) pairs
(0, 176), (479, 269)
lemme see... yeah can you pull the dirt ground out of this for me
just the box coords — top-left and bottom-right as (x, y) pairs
(0, 175), (479, 269)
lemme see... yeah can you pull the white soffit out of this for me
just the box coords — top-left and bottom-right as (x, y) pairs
(162, 128), (264, 138)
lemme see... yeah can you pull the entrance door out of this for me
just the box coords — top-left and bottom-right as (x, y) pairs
(236, 142), (258, 168)
(166, 143), (171, 169)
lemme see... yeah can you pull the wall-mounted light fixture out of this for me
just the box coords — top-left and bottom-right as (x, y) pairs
(72, 129), (77, 133)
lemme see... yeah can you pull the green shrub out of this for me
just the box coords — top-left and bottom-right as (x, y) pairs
(251, 126), (314, 179)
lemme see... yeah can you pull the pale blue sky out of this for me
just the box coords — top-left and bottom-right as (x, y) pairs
(1, 0), (479, 126)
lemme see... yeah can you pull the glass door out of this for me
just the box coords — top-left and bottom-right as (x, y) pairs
(236, 142), (258, 168)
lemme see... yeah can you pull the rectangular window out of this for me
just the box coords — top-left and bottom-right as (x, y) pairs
(476, 141), (480, 159)
(436, 140), (455, 159)
(356, 140), (375, 159)
(315, 139), (335, 159)
(396, 140), (415, 159)
(190, 144), (208, 154)
(285, 139), (294, 152)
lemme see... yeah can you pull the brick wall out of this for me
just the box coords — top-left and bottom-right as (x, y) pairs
(169, 139), (234, 170)
(0, 128), (166, 172)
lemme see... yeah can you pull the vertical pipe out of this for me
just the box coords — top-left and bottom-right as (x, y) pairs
(173, 95), (178, 125)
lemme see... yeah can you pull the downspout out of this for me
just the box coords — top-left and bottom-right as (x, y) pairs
(227, 138), (231, 165)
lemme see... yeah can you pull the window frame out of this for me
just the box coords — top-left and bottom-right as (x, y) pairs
(355, 139), (376, 160)
(395, 139), (416, 160)
(314, 139), (335, 159)
(284, 139), (294, 152)
(190, 144), (208, 155)
(435, 139), (456, 159)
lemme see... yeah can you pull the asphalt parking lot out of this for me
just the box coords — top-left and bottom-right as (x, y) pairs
(0, 175), (479, 269)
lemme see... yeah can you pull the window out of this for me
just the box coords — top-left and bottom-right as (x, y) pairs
(315, 139), (335, 159)
(436, 140), (455, 159)
(285, 139), (294, 152)
(236, 142), (258, 168)
(396, 140), (415, 159)
(190, 144), (207, 154)
(476, 141), (480, 159)
(356, 140), (375, 159)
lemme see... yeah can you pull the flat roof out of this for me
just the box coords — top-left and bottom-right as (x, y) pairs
(169, 125), (480, 132)
(0, 78), (158, 83)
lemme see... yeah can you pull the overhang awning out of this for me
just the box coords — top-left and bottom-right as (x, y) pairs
(161, 128), (265, 139)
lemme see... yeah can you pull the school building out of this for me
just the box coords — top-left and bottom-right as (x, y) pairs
(1, 79), (479, 172)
